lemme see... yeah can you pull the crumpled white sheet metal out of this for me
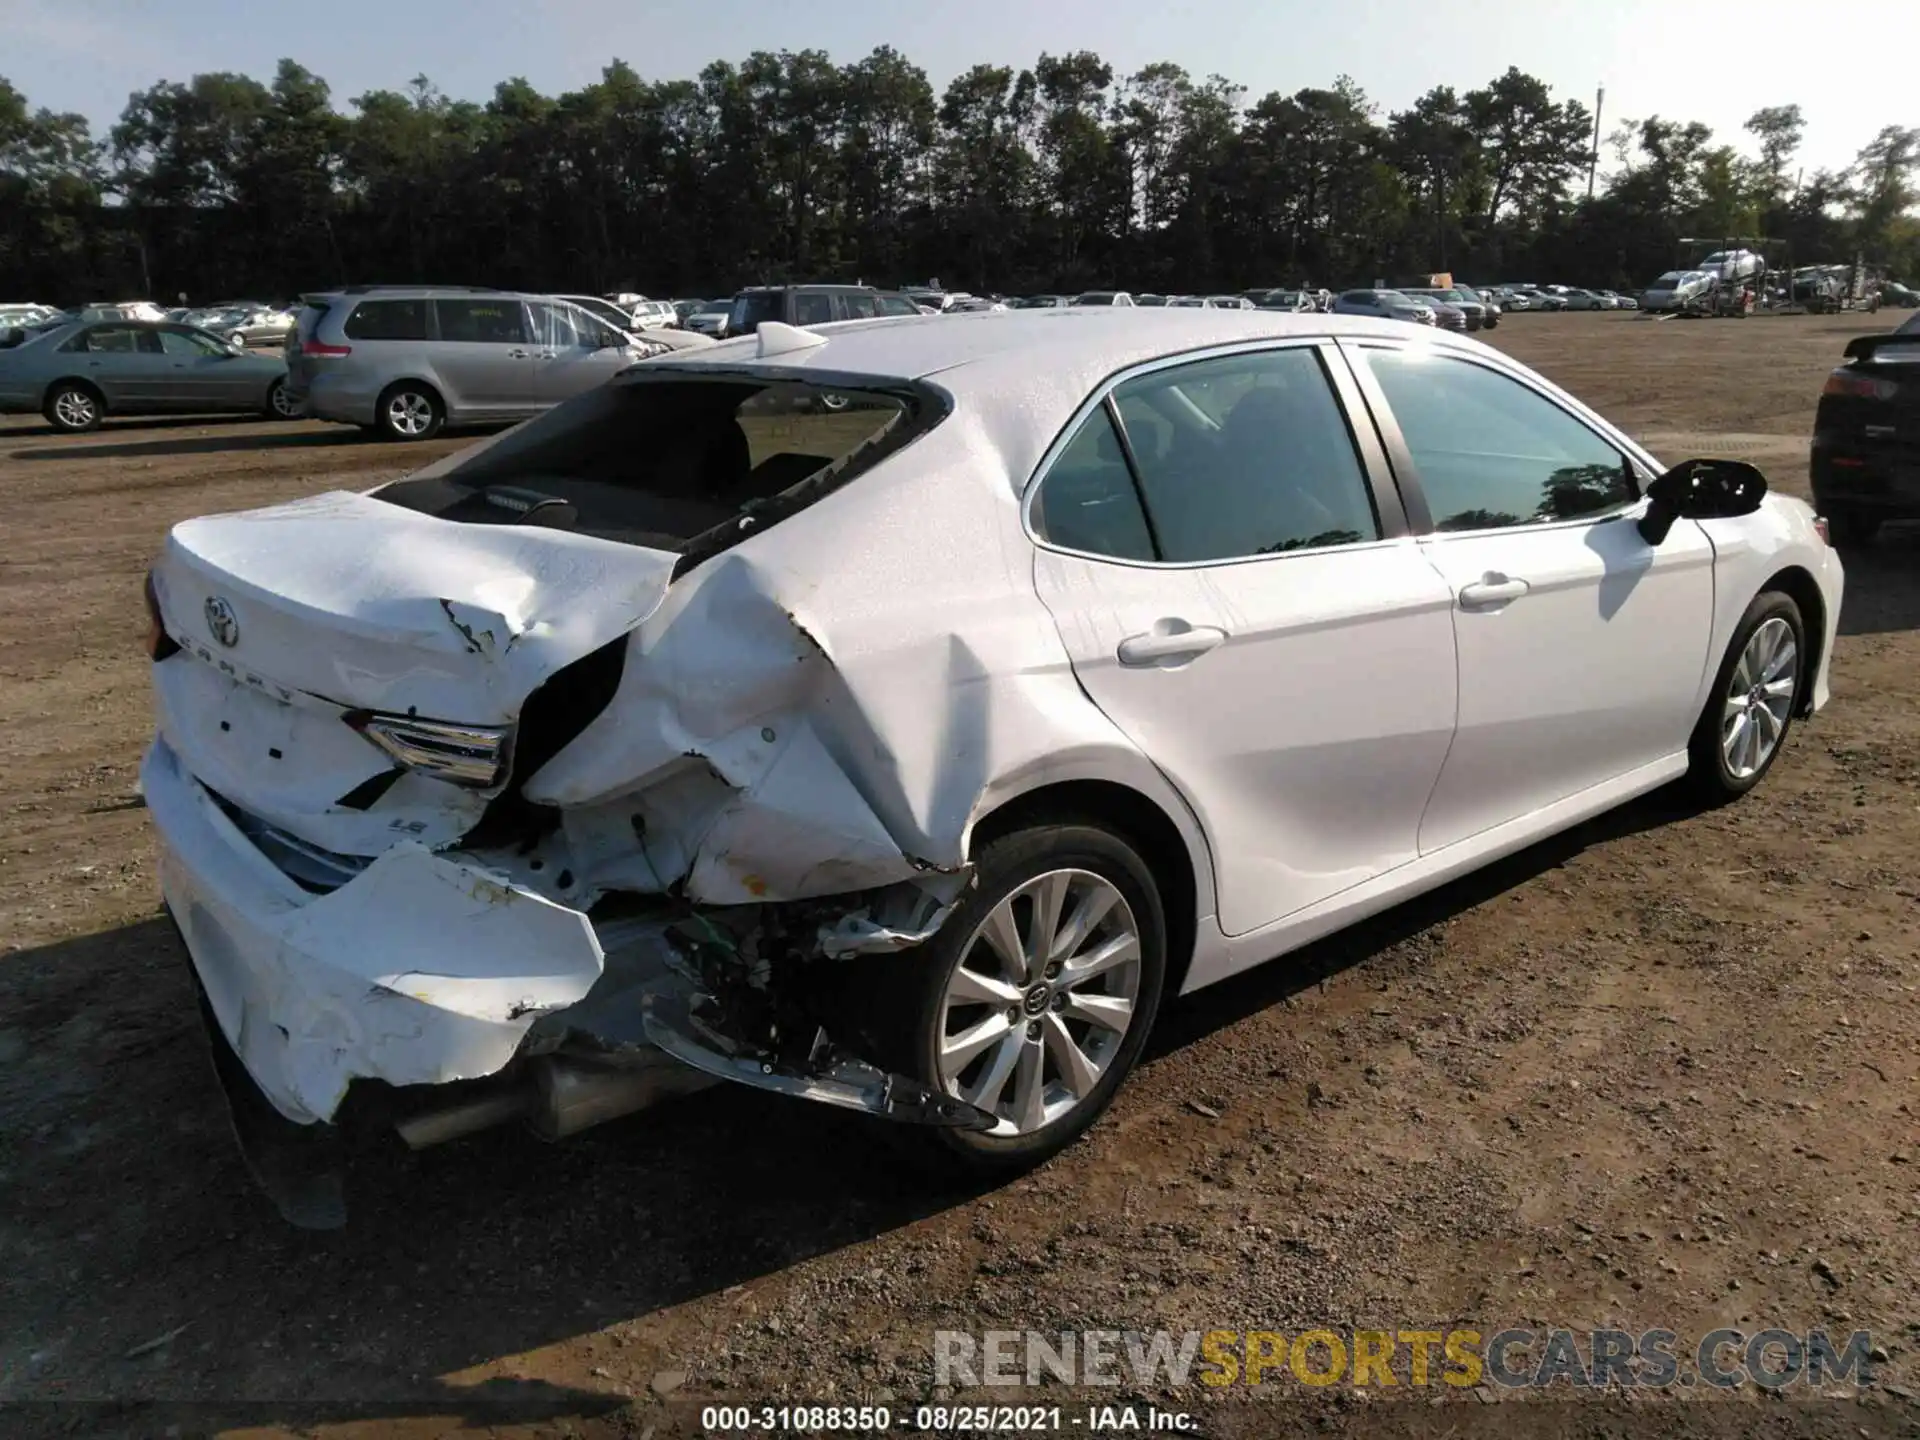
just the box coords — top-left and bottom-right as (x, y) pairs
(147, 737), (605, 1123)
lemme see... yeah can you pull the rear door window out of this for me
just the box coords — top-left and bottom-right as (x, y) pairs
(840, 292), (878, 319)
(434, 298), (528, 344)
(792, 292), (834, 326)
(79, 325), (146, 353)
(727, 292), (782, 335)
(158, 328), (229, 357)
(343, 299), (429, 341)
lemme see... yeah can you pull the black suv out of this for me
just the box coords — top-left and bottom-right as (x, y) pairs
(1811, 317), (1920, 545)
(725, 285), (921, 335)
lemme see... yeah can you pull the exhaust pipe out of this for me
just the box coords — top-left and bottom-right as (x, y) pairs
(394, 1054), (713, 1150)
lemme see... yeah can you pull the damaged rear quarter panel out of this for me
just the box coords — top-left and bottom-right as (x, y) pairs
(521, 402), (1220, 923)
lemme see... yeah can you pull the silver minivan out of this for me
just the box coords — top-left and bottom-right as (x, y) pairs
(286, 286), (665, 441)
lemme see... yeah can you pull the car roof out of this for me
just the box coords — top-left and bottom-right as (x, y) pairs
(649, 307), (1428, 395)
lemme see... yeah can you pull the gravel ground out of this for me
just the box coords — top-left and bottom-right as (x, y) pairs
(0, 311), (1916, 1439)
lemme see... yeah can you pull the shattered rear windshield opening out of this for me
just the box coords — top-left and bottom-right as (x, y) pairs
(373, 376), (930, 562)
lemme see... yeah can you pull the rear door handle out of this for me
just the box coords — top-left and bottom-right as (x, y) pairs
(1117, 623), (1229, 667)
(1458, 574), (1531, 609)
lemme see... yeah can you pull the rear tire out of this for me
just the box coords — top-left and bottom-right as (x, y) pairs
(1685, 590), (1805, 804)
(264, 378), (300, 420)
(849, 823), (1167, 1179)
(374, 382), (443, 442)
(44, 382), (103, 433)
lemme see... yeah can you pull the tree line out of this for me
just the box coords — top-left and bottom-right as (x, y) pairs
(2, 51), (1916, 305)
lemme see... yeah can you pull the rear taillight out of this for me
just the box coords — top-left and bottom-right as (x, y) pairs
(144, 572), (180, 661)
(1821, 370), (1894, 400)
(1812, 516), (1831, 546)
(301, 338), (352, 357)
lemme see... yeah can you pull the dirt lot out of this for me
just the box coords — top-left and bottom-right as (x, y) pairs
(1, 313), (1916, 1439)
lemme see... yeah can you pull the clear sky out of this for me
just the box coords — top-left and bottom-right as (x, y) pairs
(5, 0), (1911, 177)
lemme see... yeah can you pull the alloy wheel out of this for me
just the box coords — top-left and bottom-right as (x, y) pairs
(53, 390), (96, 429)
(387, 392), (434, 437)
(936, 868), (1141, 1137)
(1721, 616), (1797, 779)
(269, 384), (299, 419)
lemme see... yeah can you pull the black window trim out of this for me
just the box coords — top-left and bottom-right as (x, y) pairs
(1336, 336), (1659, 540)
(1022, 336), (1410, 570)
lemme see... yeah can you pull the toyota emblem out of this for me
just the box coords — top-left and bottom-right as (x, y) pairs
(204, 596), (240, 648)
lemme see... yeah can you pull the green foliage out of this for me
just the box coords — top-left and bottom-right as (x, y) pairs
(0, 54), (1913, 302)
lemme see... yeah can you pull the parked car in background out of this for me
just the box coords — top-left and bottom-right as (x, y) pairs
(0, 303), (61, 329)
(286, 286), (670, 441)
(1597, 290), (1637, 310)
(1519, 288), (1567, 311)
(1811, 323), (1920, 544)
(1491, 287), (1531, 312)
(723, 284), (919, 336)
(1562, 289), (1612, 311)
(672, 299), (706, 325)
(1701, 249), (1766, 283)
(1421, 297), (1469, 331)
(554, 293), (652, 333)
(1071, 292), (1135, 307)
(1642, 271), (1713, 312)
(685, 298), (734, 336)
(142, 307), (1840, 1223)
(1133, 294), (1168, 307)
(1877, 281), (1918, 307)
(1167, 296), (1207, 308)
(1255, 290), (1317, 312)
(1332, 289), (1436, 325)
(0, 319), (295, 431)
(1405, 288), (1495, 330)
(1013, 295), (1074, 309)
(209, 305), (298, 346)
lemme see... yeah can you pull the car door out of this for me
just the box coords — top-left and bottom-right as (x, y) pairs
(1345, 340), (1717, 854)
(429, 297), (540, 418)
(68, 324), (157, 407)
(528, 301), (635, 404)
(155, 327), (249, 408)
(1028, 341), (1459, 939)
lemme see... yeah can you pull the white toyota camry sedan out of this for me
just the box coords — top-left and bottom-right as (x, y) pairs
(141, 308), (1843, 1224)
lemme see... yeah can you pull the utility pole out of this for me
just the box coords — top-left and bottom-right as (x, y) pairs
(1586, 85), (1605, 200)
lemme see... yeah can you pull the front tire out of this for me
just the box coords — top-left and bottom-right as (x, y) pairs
(45, 382), (103, 433)
(855, 823), (1167, 1177)
(1685, 591), (1805, 803)
(374, 382), (443, 442)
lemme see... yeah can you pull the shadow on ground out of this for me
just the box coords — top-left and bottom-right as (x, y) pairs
(0, 781), (1722, 1431)
(1833, 523), (1920, 637)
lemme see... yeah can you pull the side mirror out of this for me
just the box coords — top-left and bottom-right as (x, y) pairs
(1639, 458), (1767, 544)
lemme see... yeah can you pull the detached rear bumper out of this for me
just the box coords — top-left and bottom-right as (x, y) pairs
(143, 736), (609, 1125)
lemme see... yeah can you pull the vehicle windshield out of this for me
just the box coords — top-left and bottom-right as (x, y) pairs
(380, 376), (932, 558)
(726, 292), (784, 336)
(1652, 273), (1685, 287)
(696, 300), (730, 315)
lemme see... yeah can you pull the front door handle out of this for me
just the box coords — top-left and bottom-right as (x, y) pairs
(1117, 622), (1229, 667)
(1458, 573), (1531, 609)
